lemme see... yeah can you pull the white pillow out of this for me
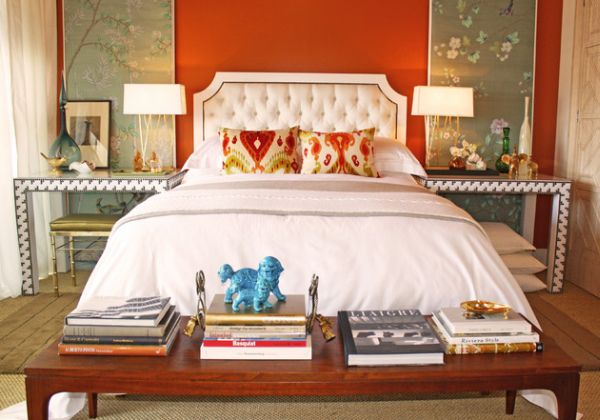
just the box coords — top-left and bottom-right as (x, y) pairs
(374, 137), (426, 177)
(514, 274), (546, 292)
(501, 252), (546, 275)
(479, 222), (536, 255)
(182, 136), (222, 170)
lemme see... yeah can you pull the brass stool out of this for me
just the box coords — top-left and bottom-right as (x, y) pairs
(49, 214), (120, 296)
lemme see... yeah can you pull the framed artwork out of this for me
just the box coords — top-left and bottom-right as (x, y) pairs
(65, 100), (111, 168)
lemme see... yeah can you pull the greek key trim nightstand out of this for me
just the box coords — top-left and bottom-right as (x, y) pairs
(422, 174), (572, 293)
(13, 170), (187, 295)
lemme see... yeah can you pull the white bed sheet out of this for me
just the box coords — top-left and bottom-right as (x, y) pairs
(81, 170), (537, 325)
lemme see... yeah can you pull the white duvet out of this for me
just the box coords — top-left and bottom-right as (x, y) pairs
(81, 170), (537, 324)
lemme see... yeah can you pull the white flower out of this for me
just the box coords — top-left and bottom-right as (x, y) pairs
(450, 146), (462, 157)
(447, 49), (459, 59)
(452, 76), (460, 83)
(467, 152), (481, 164)
(501, 41), (513, 53)
(449, 37), (462, 49)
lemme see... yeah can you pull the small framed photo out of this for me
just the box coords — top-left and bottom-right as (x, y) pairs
(65, 100), (111, 168)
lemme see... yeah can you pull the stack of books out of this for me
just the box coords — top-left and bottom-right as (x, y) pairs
(430, 307), (542, 354)
(337, 309), (445, 366)
(200, 294), (311, 360)
(60, 296), (180, 356)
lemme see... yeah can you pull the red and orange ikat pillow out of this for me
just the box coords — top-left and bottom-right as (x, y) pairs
(220, 127), (301, 174)
(298, 128), (378, 177)
(219, 126), (378, 177)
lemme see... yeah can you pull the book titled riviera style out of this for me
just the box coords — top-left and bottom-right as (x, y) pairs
(428, 317), (543, 355)
(430, 313), (540, 345)
(437, 307), (532, 335)
(65, 296), (171, 327)
(337, 309), (444, 366)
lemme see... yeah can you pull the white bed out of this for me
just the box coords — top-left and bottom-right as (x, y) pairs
(81, 72), (536, 323)
(61, 72), (559, 418)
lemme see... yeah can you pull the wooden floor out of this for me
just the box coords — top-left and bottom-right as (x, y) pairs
(0, 273), (598, 373)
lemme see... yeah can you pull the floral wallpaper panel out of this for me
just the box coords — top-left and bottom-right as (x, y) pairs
(64, 0), (174, 170)
(430, 0), (537, 232)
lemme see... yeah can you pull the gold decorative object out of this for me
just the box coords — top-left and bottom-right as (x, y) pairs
(528, 157), (539, 179)
(306, 274), (335, 342)
(508, 146), (519, 179)
(184, 270), (207, 337)
(41, 153), (67, 175)
(461, 300), (511, 319)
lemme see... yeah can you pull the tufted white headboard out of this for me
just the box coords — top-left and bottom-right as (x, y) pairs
(193, 72), (407, 150)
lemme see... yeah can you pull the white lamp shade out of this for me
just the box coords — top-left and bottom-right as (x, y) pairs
(411, 86), (474, 117)
(123, 84), (187, 115)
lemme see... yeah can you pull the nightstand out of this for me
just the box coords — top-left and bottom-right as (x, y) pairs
(422, 174), (572, 293)
(13, 170), (187, 295)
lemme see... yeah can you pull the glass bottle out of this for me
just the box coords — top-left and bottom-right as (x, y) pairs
(49, 75), (81, 169)
(518, 96), (532, 156)
(495, 127), (511, 173)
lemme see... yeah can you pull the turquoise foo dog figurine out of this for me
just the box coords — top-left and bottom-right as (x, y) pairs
(218, 256), (286, 312)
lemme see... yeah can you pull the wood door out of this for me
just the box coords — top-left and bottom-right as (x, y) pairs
(565, 0), (600, 296)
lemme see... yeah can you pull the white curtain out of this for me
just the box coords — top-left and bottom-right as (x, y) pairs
(0, 0), (57, 298)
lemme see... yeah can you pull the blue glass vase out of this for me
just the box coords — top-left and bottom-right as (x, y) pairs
(49, 75), (80, 169)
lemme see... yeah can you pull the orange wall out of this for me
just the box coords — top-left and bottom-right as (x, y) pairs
(174, 0), (429, 164)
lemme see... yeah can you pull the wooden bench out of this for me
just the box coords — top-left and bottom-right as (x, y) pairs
(24, 317), (581, 420)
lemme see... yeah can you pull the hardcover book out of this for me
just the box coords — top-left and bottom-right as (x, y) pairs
(337, 309), (444, 366)
(202, 337), (307, 347)
(428, 317), (543, 355)
(430, 313), (540, 345)
(205, 294), (306, 326)
(204, 324), (307, 339)
(200, 336), (312, 360)
(437, 307), (532, 335)
(62, 311), (181, 345)
(65, 296), (171, 327)
(63, 305), (177, 337)
(59, 316), (179, 356)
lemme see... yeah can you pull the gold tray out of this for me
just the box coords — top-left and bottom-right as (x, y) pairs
(460, 300), (511, 315)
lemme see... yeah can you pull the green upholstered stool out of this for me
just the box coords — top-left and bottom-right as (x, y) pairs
(49, 214), (120, 296)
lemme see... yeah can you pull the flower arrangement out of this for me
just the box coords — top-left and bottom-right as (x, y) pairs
(449, 139), (487, 170)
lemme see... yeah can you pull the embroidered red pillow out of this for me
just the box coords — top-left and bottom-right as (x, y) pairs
(299, 128), (379, 177)
(220, 127), (301, 174)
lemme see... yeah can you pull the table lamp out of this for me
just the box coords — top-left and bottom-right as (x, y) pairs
(123, 84), (186, 171)
(411, 86), (474, 168)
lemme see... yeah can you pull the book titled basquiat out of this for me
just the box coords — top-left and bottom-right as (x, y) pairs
(337, 309), (444, 366)
(65, 296), (171, 327)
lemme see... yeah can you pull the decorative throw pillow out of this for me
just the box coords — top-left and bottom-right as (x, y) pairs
(513, 274), (546, 293)
(299, 128), (378, 177)
(220, 127), (301, 174)
(501, 252), (546, 275)
(479, 222), (536, 255)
